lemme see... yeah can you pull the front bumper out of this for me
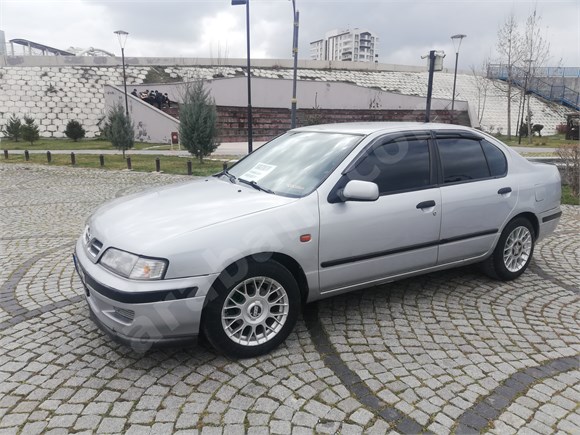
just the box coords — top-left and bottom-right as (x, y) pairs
(74, 237), (218, 351)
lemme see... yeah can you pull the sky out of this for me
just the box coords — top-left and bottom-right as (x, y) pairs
(0, 0), (578, 70)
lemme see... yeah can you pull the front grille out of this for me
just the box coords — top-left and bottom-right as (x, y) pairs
(113, 307), (135, 322)
(87, 239), (103, 258)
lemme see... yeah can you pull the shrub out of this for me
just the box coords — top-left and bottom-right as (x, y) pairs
(103, 104), (134, 158)
(557, 144), (579, 197)
(556, 123), (567, 135)
(20, 116), (40, 145)
(179, 80), (219, 163)
(64, 120), (86, 142)
(1, 114), (22, 141)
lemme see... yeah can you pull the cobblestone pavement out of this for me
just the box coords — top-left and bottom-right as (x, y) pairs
(0, 163), (578, 435)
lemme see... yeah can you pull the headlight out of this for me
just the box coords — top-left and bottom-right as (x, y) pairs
(100, 248), (167, 280)
(83, 225), (91, 245)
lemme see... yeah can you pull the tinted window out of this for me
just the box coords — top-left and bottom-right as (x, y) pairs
(481, 139), (507, 177)
(349, 138), (431, 194)
(437, 138), (490, 183)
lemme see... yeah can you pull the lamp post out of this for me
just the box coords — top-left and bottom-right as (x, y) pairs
(113, 30), (129, 117)
(290, 0), (300, 129)
(450, 34), (466, 115)
(232, 0), (253, 153)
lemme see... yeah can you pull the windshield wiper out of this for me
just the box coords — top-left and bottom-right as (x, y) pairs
(238, 178), (274, 194)
(215, 169), (237, 184)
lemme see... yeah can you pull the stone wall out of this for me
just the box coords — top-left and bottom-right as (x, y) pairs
(0, 60), (571, 140)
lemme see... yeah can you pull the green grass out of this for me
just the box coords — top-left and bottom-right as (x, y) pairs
(519, 152), (557, 157)
(1, 152), (226, 176)
(493, 133), (577, 148)
(0, 138), (167, 151)
(562, 185), (579, 205)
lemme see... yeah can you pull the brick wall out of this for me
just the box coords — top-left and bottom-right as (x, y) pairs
(216, 106), (471, 142)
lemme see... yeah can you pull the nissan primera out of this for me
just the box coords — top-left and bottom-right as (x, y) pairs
(74, 123), (562, 357)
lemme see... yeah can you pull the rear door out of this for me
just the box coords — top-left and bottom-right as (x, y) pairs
(435, 132), (517, 264)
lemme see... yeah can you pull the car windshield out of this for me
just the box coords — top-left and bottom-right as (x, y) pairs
(226, 131), (362, 197)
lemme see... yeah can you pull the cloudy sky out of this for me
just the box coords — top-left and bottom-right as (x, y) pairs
(0, 0), (578, 69)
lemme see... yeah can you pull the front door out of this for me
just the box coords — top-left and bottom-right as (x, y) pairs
(318, 133), (442, 293)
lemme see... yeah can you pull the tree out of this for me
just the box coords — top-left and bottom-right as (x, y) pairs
(470, 59), (491, 125)
(20, 116), (40, 145)
(104, 104), (134, 158)
(1, 114), (22, 141)
(64, 120), (86, 142)
(496, 12), (524, 139)
(179, 80), (219, 163)
(522, 7), (550, 144)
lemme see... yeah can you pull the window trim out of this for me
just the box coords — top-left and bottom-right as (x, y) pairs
(433, 132), (508, 186)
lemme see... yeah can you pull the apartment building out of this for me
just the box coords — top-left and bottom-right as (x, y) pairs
(310, 28), (379, 63)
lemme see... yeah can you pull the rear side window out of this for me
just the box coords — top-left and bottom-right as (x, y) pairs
(349, 138), (431, 194)
(481, 139), (507, 177)
(437, 138), (490, 183)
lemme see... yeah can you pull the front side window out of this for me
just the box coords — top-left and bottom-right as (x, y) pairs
(348, 138), (431, 194)
(227, 131), (362, 197)
(437, 137), (490, 183)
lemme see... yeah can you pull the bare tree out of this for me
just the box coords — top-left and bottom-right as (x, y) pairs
(470, 59), (491, 125)
(522, 7), (550, 144)
(496, 12), (524, 139)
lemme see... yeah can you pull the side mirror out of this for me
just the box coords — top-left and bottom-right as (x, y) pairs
(341, 180), (379, 202)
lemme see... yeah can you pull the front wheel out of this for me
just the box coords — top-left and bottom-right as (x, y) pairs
(202, 260), (300, 358)
(482, 217), (535, 281)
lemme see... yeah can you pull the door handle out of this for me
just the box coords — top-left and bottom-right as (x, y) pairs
(498, 187), (512, 195)
(416, 200), (436, 209)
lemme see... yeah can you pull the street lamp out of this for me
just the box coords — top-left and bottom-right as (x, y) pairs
(450, 34), (466, 115)
(114, 30), (129, 117)
(232, 0), (253, 153)
(290, 0), (300, 129)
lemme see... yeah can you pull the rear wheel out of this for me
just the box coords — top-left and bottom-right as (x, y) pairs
(482, 217), (535, 281)
(202, 260), (300, 358)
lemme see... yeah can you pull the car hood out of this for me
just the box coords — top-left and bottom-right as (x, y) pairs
(90, 177), (297, 254)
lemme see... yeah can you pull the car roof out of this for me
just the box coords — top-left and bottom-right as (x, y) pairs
(293, 122), (478, 136)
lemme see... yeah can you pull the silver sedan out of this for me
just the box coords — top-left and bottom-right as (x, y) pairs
(74, 123), (562, 357)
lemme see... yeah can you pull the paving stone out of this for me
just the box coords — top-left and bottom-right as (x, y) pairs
(97, 417), (126, 433)
(0, 165), (578, 435)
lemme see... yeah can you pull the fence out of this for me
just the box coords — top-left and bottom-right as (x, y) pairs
(488, 64), (580, 110)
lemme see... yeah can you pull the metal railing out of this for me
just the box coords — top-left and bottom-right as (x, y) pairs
(488, 64), (579, 110)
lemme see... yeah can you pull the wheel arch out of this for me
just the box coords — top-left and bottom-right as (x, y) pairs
(206, 252), (310, 306)
(509, 211), (539, 240)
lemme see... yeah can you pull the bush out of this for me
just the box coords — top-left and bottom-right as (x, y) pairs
(557, 144), (579, 198)
(64, 120), (86, 142)
(20, 116), (40, 145)
(103, 104), (134, 158)
(556, 123), (567, 135)
(179, 80), (219, 163)
(1, 114), (22, 141)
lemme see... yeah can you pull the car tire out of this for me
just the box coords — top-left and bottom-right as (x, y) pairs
(202, 260), (300, 358)
(482, 217), (535, 281)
